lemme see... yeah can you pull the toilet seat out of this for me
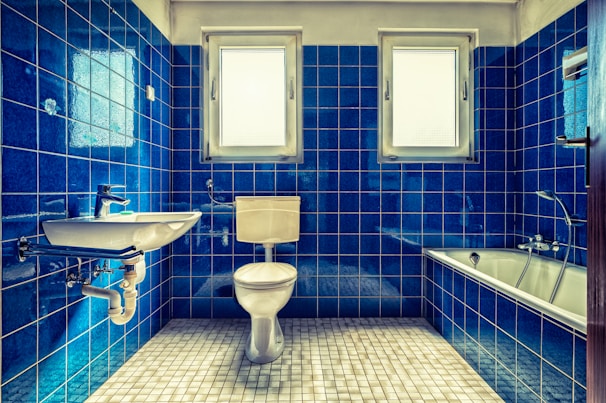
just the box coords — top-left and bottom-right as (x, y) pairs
(234, 262), (297, 290)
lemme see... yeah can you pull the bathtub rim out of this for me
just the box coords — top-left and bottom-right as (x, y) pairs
(424, 247), (587, 334)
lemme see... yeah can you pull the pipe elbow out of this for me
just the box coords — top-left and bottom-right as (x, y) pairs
(82, 276), (139, 325)
(109, 307), (137, 325)
(109, 289), (138, 325)
(82, 285), (122, 310)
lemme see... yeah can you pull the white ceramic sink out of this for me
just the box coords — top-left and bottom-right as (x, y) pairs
(42, 212), (202, 251)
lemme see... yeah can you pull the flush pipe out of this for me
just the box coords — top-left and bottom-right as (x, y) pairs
(81, 254), (146, 325)
(263, 243), (275, 262)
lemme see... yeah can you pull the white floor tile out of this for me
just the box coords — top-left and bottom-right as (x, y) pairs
(87, 318), (503, 403)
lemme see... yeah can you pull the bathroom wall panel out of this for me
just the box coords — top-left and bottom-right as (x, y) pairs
(171, 39), (515, 319)
(514, 2), (588, 265)
(0, 0), (172, 400)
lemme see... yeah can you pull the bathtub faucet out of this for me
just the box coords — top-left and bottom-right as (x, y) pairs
(517, 234), (560, 252)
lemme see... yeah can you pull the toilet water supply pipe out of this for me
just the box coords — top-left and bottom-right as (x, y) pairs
(81, 258), (146, 325)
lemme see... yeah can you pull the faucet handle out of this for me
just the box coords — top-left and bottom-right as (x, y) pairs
(97, 184), (125, 193)
(534, 234), (543, 241)
(551, 240), (560, 252)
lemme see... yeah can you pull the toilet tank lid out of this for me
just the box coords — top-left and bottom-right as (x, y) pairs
(235, 196), (300, 201)
(234, 262), (297, 285)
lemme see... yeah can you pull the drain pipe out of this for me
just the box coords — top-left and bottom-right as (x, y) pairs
(134, 258), (147, 284)
(78, 254), (147, 325)
(82, 269), (139, 325)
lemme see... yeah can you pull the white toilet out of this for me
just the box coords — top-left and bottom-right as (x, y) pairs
(233, 196), (300, 364)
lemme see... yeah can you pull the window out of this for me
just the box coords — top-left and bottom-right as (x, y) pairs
(201, 30), (302, 163)
(71, 50), (135, 148)
(379, 31), (475, 163)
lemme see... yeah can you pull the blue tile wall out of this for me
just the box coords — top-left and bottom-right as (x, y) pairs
(515, 4), (588, 267)
(170, 40), (514, 320)
(424, 4), (588, 402)
(1, 0), (172, 401)
(170, 9), (588, 323)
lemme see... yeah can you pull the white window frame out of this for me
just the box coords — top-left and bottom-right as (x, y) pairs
(379, 30), (475, 163)
(201, 30), (303, 163)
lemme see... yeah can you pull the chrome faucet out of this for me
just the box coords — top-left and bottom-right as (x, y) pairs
(94, 184), (130, 218)
(517, 234), (560, 252)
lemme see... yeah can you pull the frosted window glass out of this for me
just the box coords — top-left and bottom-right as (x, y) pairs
(220, 48), (286, 147)
(392, 49), (457, 147)
(70, 50), (135, 148)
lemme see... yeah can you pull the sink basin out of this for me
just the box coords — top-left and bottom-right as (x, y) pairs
(42, 212), (202, 251)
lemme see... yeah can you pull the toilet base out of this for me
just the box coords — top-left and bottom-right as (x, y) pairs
(245, 316), (285, 364)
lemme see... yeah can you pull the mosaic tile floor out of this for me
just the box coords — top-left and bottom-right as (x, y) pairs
(86, 318), (503, 402)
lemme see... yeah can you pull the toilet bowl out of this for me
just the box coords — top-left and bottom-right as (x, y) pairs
(234, 262), (297, 363)
(232, 196), (301, 364)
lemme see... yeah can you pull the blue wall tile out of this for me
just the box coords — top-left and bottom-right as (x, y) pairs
(2, 367), (37, 402)
(1, 5), (36, 63)
(2, 54), (37, 107)
(2, 324), (37, 383)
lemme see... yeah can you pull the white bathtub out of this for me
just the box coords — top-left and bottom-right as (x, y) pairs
(425, 248), (587, 333)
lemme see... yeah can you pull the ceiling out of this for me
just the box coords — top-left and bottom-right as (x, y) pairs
(146, 0), (581, 45)
(170, 0), (519, 2)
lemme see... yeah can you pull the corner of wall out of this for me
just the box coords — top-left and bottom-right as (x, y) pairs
(517, 0), (585, 43)
(133, 0), (172, 42)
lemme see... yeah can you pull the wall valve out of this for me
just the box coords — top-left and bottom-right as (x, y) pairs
(93, 261), (114, 277)
(66, 273), (90, 288)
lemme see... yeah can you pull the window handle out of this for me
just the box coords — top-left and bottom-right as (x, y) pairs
(289, 78), (294, 100)
(385, 80), (391, 100)
(211, 79), (217, 100)
(463, 80), (468, 101)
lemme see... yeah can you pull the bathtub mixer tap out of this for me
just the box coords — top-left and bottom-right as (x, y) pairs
(515, 233), (560, 289)
(517, 234), (560, 252)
